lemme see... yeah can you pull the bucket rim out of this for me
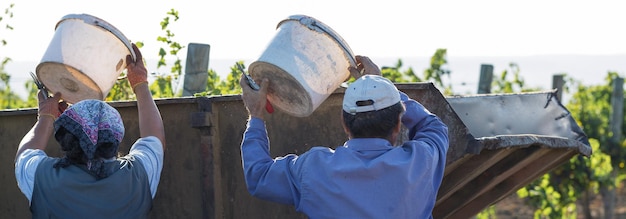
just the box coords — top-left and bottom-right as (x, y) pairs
(57, 13), (136, 62)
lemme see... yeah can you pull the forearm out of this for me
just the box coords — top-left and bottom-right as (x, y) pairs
(241, 118), (298, 204)
(241, 118), (273, 180)
(16, 116), (55, 160)
(401, 92), (449, 149)
(134, 83), (166, 149)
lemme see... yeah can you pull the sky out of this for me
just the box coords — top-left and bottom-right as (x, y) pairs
(3, 0), (626, 96)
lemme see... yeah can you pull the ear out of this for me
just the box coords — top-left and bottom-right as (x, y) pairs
(389, 114), (403, 144)
(341, 113), (353, 139)
(394, 119), (402, 133)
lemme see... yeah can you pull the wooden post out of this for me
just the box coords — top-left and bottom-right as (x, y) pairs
(182, 43), (211, 96)
(603, 76), (623, 219)
(552, 74), (565, 101)
(610, 77), (623, 146)
(477, 64), (493, 94)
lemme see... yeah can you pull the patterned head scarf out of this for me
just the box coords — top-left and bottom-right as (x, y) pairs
(53, 99), (124, 176)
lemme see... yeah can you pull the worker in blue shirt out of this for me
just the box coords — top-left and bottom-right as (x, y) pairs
(239, 55), (449, 218)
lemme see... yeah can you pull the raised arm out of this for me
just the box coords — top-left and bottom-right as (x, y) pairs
(15, 92), (65, 160)
(401, 93), (448, 153)
(126, 43), (166, 149)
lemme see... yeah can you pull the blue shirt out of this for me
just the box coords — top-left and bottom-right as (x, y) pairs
(241, 92), (449, 218)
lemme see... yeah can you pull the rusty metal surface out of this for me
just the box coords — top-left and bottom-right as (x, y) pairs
(395, 83), (481, 164)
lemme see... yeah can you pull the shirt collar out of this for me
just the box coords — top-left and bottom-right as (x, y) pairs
(343, 138), (394, 151)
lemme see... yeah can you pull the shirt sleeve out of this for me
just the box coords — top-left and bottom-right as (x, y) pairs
(14, 149), (48, 203)
(240, 118), (301, 205)
(127, 136), (164, 198)
(400, 91), (449, 154)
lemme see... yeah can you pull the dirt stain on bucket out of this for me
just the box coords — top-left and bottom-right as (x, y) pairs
(115, 58), (124, 72)
(60, 77), (79, 92)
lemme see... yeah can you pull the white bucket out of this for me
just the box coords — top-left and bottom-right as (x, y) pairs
(249, 15), (356, 117)
(36, 14), (135, 104)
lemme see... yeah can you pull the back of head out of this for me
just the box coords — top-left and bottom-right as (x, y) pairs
(342, 75), (403, 139)
(53, 99), (124, 179)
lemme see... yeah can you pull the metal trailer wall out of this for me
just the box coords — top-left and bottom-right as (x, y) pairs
(0, 83), (588, 218)
(1, 83), (469, 218)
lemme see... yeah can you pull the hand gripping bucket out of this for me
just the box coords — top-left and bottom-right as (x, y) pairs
(249, 15), (356, 117)
(35, 14), (136, 104)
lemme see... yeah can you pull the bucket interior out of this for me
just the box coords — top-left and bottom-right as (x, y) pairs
(249, 61), (313, 117)
(36, 62), (102, 103)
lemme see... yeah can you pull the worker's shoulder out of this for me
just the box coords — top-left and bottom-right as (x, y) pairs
(305, 146), (336, 154)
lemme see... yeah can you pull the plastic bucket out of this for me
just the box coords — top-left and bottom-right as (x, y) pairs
(36, 14), (135, 104)
(249, 15), (356, 117)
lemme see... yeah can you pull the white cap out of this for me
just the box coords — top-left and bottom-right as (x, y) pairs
(342, 75), (401, 114)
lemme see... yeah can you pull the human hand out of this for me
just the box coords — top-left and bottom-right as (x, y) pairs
(348, 55), (382, 80)
(126, 43), (148, 91)
(239, 74), (270, 119)
(37, 91), (67, 120)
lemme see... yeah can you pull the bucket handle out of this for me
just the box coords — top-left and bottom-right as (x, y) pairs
(279, 15), (357, 67)
(59, 14), (137, 62)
